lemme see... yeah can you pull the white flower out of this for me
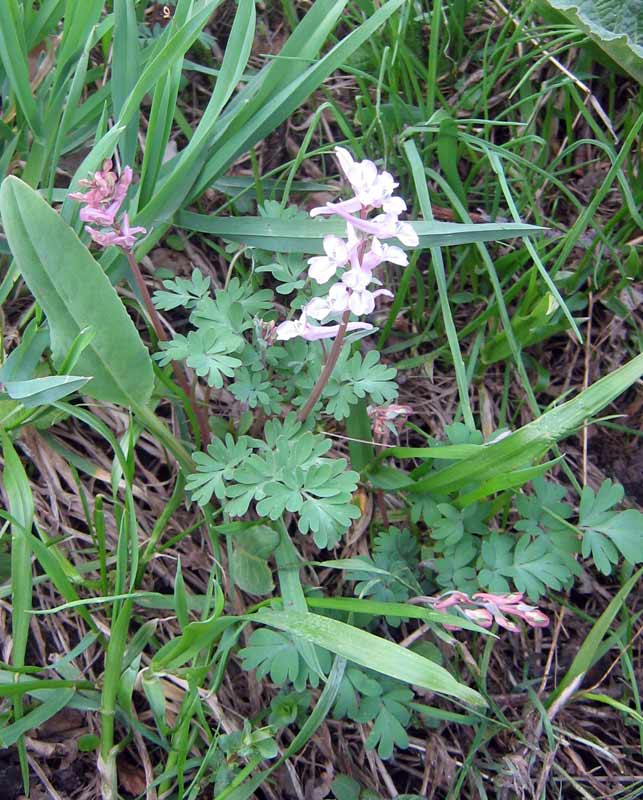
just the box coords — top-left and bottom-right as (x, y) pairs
(372, 213), (419, 247)
(334, 147), (405, 211)
(362, 238), (409, 271)
(307, 234), (349, 284)
(341, 266), (372, 291)
(275, 311), (372, 341)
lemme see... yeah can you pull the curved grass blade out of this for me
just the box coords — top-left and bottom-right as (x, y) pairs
(405, 353), (643, 495)
(253, 608), (485, 706)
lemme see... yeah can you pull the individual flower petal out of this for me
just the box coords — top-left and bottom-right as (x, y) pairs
(334, 146), (357, 178)
(372, 214), (419, 247)
(362, 238), (409, 271)
(304, 296), (332, 320)
(307, 256), (337, 284)
(348, 290), (375, 316)
(382, 195), (407, 215)
(275, 319), (304, 341)
(86, 213), (146, 250)
(462, 607), (494, 628)
(79, 198), (122, 226)
(276, 310), (372, 342)
(327, 283), (350, 313)
(520, 608), (550, 628)
(433, 591), (470, 611)
(341, 266), (372, 292)
(309, 197), (362, 218)
(302, 321), (372, 341)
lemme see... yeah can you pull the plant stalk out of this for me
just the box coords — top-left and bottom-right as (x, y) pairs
(296, 310), (350, 423)
(123, 248), (210, 447)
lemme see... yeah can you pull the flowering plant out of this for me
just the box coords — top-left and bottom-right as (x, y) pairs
(276, 147), (416, 345)
(70, 159), (146, 250)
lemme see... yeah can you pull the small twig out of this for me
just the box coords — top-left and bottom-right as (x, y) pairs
(123, 248), (210, 447)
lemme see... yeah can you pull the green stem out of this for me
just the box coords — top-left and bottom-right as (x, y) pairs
(123, 248), (210, 447)
(99, 598), (133, 800)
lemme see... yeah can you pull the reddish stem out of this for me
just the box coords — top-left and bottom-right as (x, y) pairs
(123, 248), (210, 448)
(296, 309), (350, 423)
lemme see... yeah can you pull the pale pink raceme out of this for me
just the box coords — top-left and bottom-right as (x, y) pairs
(276, 147), (416, 342)
(70, 160), (146, 251)
(429, 590), (549, 633)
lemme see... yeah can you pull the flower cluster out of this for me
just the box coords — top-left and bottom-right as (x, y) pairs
(276, 148), (418, 342)
(69, 159), (146, 250)
(426, 591), (549, 633)
(368, 403), (414, 443)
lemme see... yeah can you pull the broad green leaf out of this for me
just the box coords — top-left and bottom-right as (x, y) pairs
(176, 212), (543, 253)
(229, 524), (279, 596)
(253, 609), (485, 706)
(304, 596), (488, 635)
(544, 0), (643, 82)
(0, 177), (154, 407)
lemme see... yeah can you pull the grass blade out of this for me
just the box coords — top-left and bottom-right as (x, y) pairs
(547, 567), (643, 709)
(254, 608), (485, 706)
(176, 212), (542, 252)
(1, 432), (34, 791)
(404, 138), (475, 429)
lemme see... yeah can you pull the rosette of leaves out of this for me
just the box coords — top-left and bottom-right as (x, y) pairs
(187, 414), (361, 547)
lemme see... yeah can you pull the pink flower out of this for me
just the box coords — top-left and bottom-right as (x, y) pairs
(362, 238), (408, 271)
(305, 268), (392, 320)
(86, 213), (146, 251)
(334, 147), (405, 212)
(368, 403), (413, 442)
(71, 162), (133, 226)
(327, 205), (419, 247)
(70, 162), (144, 251)
(428, 590), (549, 633)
